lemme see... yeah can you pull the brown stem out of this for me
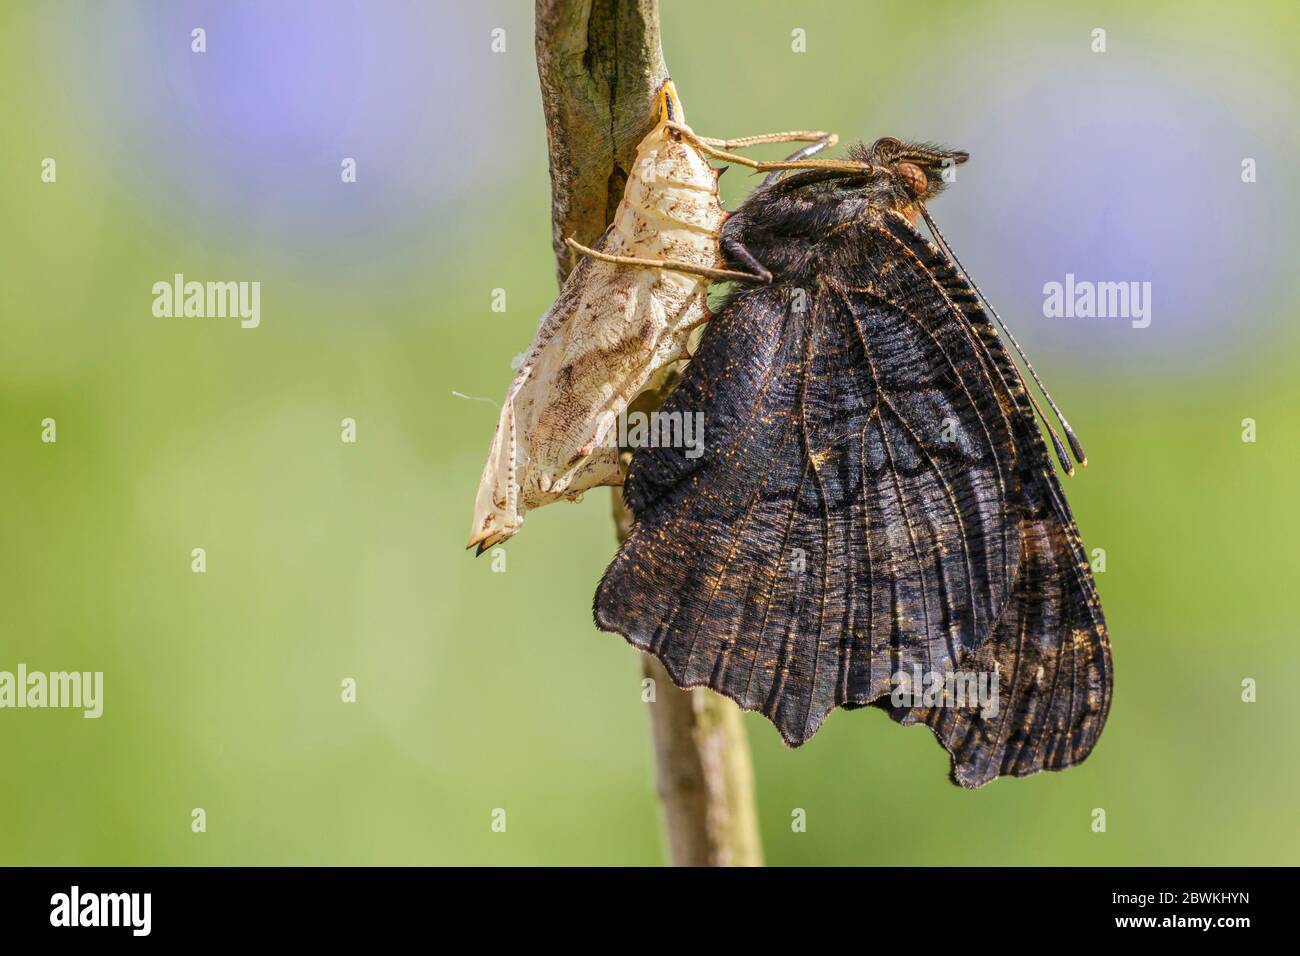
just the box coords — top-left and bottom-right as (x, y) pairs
(535, 0), (763, 867)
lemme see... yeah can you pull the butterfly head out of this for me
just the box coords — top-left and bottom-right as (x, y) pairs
(859, 137), (969, 204)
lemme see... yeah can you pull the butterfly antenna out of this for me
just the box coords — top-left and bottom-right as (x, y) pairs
(920, 205), (1087, 469)
(1025, 382), (1075, 476)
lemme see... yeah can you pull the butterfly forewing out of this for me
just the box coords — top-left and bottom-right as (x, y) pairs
(873, 214), (1112, 786)
(596, 216), (1024, 745)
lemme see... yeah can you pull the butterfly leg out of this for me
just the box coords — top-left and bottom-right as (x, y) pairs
(565, 237), (769, 285)
(697, 128), (839, 182)
(762, 136), (834, 186)
(669, 123), (874, 178)
(721, 235), (773, 283)
(697, 130), (837, 151)
(694, 129), (839, 184)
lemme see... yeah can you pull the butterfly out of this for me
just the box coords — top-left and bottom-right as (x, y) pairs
(594, 137), (1112, 788)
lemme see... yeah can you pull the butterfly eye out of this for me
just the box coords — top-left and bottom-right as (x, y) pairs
(896, 162), (928, 197)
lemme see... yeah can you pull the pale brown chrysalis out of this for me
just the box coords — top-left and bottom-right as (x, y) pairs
(468, 81), (848, 551)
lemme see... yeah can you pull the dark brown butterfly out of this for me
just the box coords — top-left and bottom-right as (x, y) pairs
(594, 137), (1112, 788)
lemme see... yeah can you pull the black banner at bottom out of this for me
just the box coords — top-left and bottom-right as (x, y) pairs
(0, 866), (1274, 940)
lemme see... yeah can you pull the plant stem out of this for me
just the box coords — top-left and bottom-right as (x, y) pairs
(535, 0), (764, 867)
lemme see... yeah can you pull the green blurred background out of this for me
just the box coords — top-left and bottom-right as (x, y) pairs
(2, 0), (1297, 865)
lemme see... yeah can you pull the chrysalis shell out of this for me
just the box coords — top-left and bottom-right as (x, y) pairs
(468, 82), (724, 550)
